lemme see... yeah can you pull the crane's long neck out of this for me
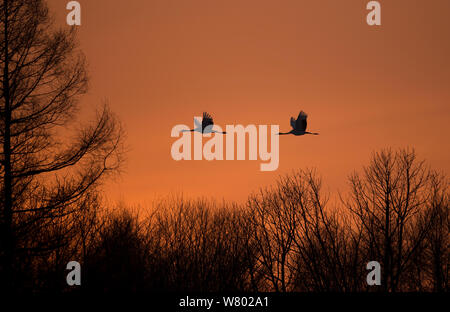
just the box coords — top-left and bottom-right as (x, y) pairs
(277, 130), (293, 135)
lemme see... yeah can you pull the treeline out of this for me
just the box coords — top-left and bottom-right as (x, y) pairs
(1, 1), (447, 294)
(10, 148), (448, 293)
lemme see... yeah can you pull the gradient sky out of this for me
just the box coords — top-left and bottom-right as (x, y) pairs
(48, 0), (450, 205)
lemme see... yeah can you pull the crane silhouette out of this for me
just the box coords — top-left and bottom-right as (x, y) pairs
(181, 112), (227, 134)
(278, 111), (319, 136)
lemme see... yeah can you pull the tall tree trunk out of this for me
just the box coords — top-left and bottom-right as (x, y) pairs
(2, 0), (13, 291)
(383, 186), (391, 292)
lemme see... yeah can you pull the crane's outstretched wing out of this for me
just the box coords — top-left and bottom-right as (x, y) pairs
(202, 112), (214, 132)
(295, 111), (308, 132)
(194, 117), (202, 128)
(290, 117), (296, 129)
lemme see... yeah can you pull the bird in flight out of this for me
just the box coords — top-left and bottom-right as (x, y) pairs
(278, 111), (319, 136)
(181, 112), (227, 134)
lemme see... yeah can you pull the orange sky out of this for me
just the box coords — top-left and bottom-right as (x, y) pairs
(48, 0), (450, 205)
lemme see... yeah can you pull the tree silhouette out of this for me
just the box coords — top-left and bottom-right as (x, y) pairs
(0, 0), (447, 296)
(344, 148), (448, 291)
(1, 148), (445, 293)
(247, 170), (364, 292)
(0, 0), (124, 292)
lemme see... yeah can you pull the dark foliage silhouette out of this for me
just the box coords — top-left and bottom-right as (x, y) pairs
(1, 147), (448, 293)
(0, 0), (124, 292)
(0, 0), (447, 295)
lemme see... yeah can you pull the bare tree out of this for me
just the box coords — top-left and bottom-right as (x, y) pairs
(248, 169), (364, 292)
(0, 0), (124, 291)
(411, 173), (449, 291)
(247, 175), (299, 292)
(149, 197), (256, 292)
(344, 148), (447, 292)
